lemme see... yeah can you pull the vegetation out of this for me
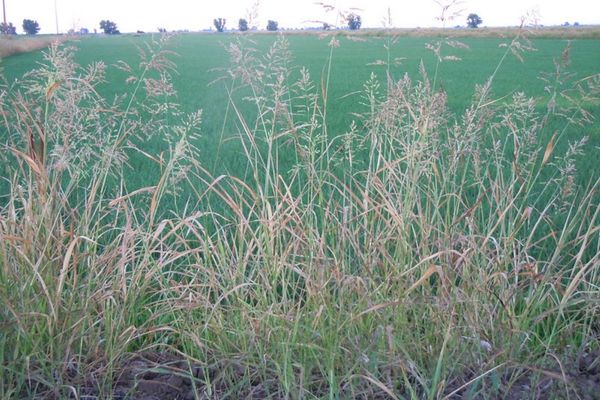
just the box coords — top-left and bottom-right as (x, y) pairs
(467, 13), (483, 28)
(214, 17), (226, 33)
(22, 19), (40, 35)
(238, 18), (249, 32)
(266, 19), (279, 31)
(347, 13), (362, 30)
(0, 31), (598, 399)
(0, 22), (16, 35)
(99, 19), (120, 34)
(0, 35), (64, 58)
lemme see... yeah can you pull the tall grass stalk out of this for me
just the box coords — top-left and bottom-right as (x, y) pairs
(0, 31), (598, 399)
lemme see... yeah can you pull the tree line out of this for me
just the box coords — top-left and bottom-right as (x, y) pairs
(0, 13), (486, 36)
(0, 19), (39, 35)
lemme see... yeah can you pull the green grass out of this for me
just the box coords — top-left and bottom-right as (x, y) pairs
(2, 33), (599, 188)
(0, 32), (598, 399)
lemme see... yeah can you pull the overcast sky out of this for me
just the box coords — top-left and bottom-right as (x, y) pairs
(3, 0), (599, 34)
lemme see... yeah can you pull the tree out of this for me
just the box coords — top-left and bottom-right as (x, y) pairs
(266, 20), (278, 31)
(238, 18), (248, 32)
(0, 22), (16, 34)
(346, 13), (361, 30)
(466, 13), (482, 28)
(213, 18), (226, 32)
(22, 19), (40, 35)
(99, 20), (120, 34)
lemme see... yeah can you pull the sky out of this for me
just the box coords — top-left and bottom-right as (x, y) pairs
(3, 0), (599, 34)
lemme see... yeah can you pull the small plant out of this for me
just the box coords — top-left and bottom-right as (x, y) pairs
(0, 22), (16, 34)
(214, 18), (226, 32)
(238, 18), (248, 32)
(466, 13), (483, 28)
(99, 19), (120, 34)
(22, 19), (40, 34)
(266, 19), (278, 31)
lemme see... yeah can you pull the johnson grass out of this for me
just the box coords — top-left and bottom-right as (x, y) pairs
(0, 31), (598, 398)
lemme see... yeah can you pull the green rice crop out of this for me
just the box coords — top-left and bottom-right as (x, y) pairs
(2, 33), (599, 187)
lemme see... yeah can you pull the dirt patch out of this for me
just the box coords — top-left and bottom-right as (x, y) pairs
(446, 347), (600, 399)
(73, 352), (273, 400)
(19, 345), (600, 399)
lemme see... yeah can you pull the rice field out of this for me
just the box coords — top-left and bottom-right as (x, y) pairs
(2, 32), (599, 186)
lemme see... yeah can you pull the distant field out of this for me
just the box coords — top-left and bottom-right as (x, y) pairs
(2, 32), (599, 191)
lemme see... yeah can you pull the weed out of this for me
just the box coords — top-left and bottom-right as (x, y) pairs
(0, 29), (598, 399)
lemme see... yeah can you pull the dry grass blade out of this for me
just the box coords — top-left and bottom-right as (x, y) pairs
(442, 363), (508, 399)
(405, 264), (444, 296)
(10, 148), (42, 176)
(349, 374), (400, 400)
(542, 132), (557, 166)
(108, 186), (157, 207)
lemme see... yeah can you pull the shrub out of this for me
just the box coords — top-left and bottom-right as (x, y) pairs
(346, 13), (362, 30)
(467, 13), (483, 28)
(214, 18), (226, 32)
(0, 22), (17, 35)
(22, 19), (40, 35)
(238, 18), (248, 32)
(99, 19), (120, 34)
(266, 19), (278, 31)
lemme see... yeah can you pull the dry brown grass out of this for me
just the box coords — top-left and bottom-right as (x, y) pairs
(371, 25), (600, 39)
(0, 35), (67, 58)
(248, 25), (600, 39)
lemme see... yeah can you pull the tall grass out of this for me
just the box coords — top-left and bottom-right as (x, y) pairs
(330, 25), (600, 39)
(0, 35), (66, 58)
(0, 31), (598, 399)
(248, 26), (600, 40)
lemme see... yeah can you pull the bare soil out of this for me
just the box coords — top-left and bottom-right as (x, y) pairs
(21, 345), (600, 399)
(446, 347), (600, 399)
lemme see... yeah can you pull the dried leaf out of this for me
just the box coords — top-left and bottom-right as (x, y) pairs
(406, 264), (440, 295)
(542, 132), (557, 166)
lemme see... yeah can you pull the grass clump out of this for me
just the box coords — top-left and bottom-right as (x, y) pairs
(0, 32), (598, 399)
(0, 35), (66, 58)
